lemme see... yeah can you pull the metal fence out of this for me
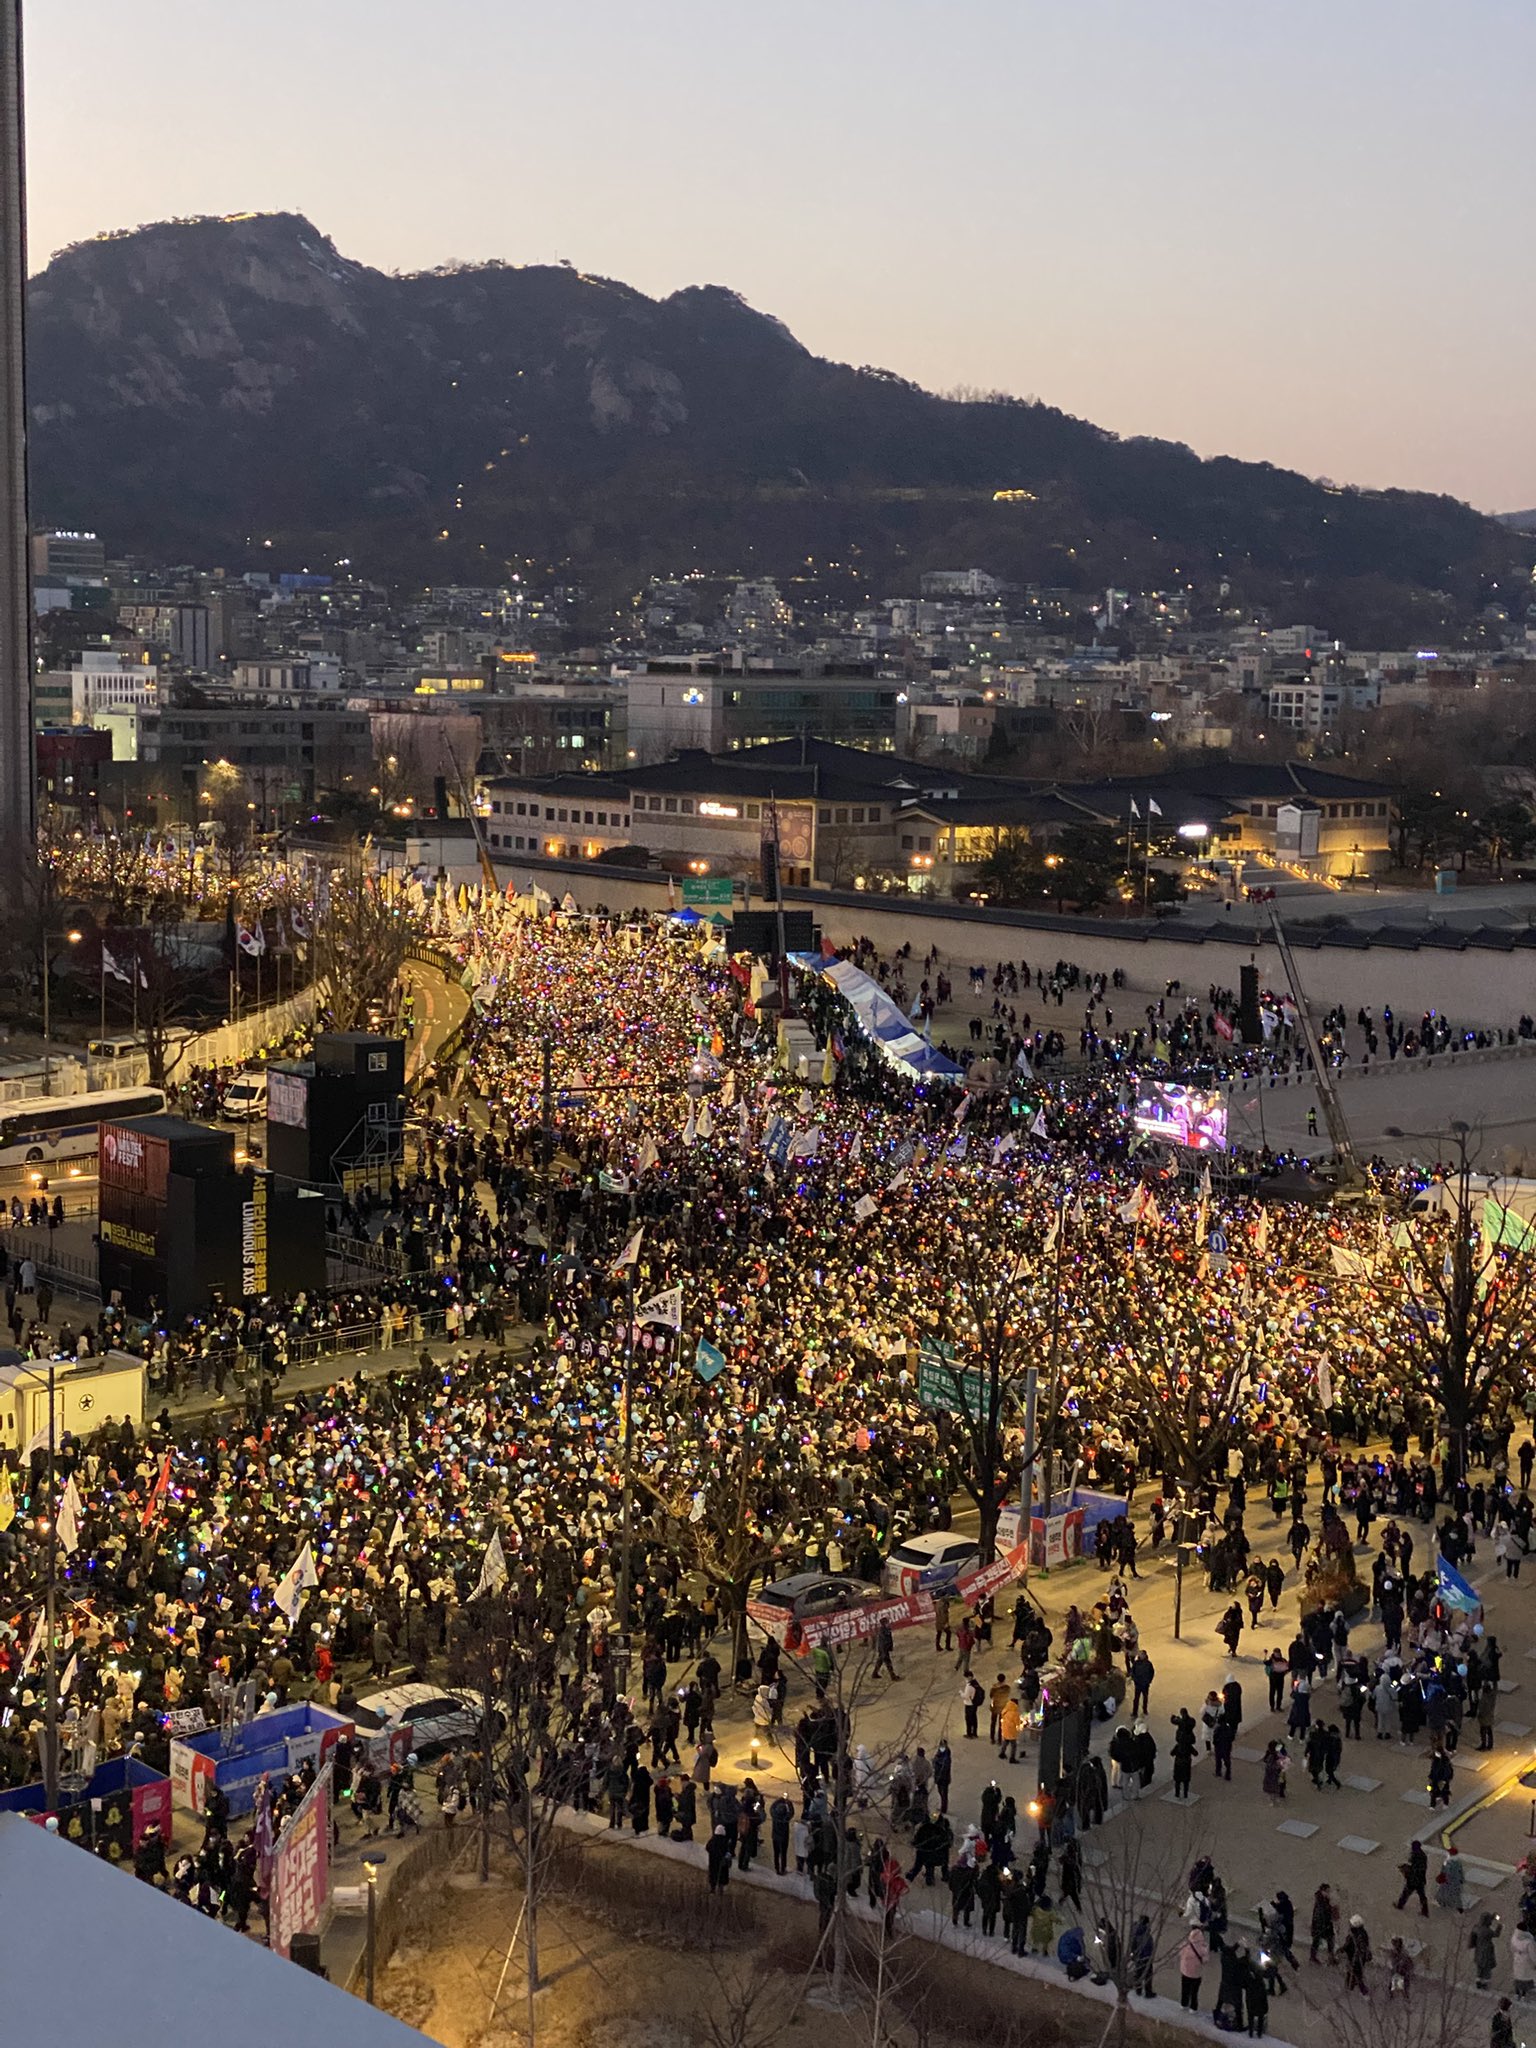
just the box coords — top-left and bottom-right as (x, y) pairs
(0, 1226), (101, 1301)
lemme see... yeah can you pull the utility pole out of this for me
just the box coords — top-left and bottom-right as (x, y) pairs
(0, 0), (34, 839)
(36, 1361), (58, 1812)
(766, 787), (790, 1019)
(540, 1035), (553, 1169)
(616, 1271), (636, 1630)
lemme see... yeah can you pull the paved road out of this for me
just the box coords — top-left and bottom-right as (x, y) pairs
(1225, 1049), (1536, 1169)
(401, 957), (470, 1086)
(720, 1483), (1531, 2041)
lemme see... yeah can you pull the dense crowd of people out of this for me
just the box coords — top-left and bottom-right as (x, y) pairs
(0, 896), (1530, 2036)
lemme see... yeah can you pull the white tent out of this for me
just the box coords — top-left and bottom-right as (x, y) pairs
(0, 1814), (428, 2048)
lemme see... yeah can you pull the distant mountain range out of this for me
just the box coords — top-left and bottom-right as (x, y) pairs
(26, 212), (1530, 639)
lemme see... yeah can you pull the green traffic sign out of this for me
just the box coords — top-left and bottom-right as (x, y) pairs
(682, 876), (734, 906)
(916, 1339), (985, 1414)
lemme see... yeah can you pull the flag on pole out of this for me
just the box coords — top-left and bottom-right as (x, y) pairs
(635, 1286), (683, 1331)
(610, 1228), (644, 1275)
(57, 1476), (84, 1555)
(693, 1337), (727, 1383)
(1030, 1110), (1048, 1139)
(100, 944), (131, 984)
(237, 923), (266, 956)
(1148, 798), (1163, 817)
(140, 1448), (173, 1530)
(1254, 1208), (1270, 1256)
(473, 1531), (509, 1599)
(273, 1540), (319, 1620)
(1195, 1187), (1209, 1246)
(854, 1194), (878, 1222)
(636, 1138), (660, 1175)
(19, 1612), (44, 1677)
(992, 1133), (1017, 1164)
(849, 1131), (864, 1164)
(1129, 799), (1140, 819)
(387, 1514), (407, 1553)
(696, 1103), (715, 1140)
(1435, 1553), (1482, 1615)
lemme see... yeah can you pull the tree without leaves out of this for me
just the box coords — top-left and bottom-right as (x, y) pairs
(1370, 1155), (1536, 1483)
(445, 1570), (586, 2048)
(1077, 1806), (1202, 2048)
(636, 1402), (826, 1678)
(310, 844), (418, 1033)
(929, 1212), (1063, 1563)
(1075, 1240), (1256, 1488)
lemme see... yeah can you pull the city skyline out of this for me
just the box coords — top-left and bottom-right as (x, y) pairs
(23, 0), (1534, 515)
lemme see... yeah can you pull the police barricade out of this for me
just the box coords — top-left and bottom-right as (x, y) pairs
(168, 1701), (353, 1818)
(0, 1755), (174, 1863)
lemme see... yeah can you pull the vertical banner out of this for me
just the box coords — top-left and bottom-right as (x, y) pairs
(269, 1762), (332, 1960)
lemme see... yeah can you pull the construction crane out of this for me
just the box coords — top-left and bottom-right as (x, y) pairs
(1265, 905), (1370, 1197)
(441, 729), (500, 895)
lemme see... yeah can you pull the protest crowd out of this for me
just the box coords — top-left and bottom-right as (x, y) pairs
(0, 894), (1531, 2043)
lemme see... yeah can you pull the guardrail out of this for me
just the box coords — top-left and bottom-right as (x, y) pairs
(0, 1226), (101, 1301)
(325, 1229), (407, 1278)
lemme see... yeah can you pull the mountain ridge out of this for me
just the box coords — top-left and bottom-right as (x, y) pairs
(26, 211), (1528, 638)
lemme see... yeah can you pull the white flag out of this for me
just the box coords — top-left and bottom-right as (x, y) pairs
(849, 1131), (864, 1164)
(854, 1194), (878, 1222)
(991, 1133), (1017, 1163)
(274, 1540), (319, 1620)
(718, 1071), (737, 1109)
(789, 1126), (822, 1160)
(23, 1418), (52, 1461)
(100, 944), (131, 984)
(886, 1170), (910, 1194)
(797, 1090), (814, 1117)
(1129, 799), (1140, 819)
(636, 1138), (660, 1175)
(680, 1114), (698, 1146)
(610, 1228), (644, 1275)
(635, 1286), (683, 1331)
(1030, 1111), (1048, 1138)
(19, 1612), (44, 1676)
(473, 1530), (508, 1599)
(387, 1514), (407, 1553)
(59, 1652), (78, 1699)
(1148, 799), (1163, 817)
(57, 1476), (84, 1555)
(696, 1103), (715, 1140)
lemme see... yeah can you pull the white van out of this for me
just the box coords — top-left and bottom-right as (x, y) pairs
(220, 1072), (269, 1120)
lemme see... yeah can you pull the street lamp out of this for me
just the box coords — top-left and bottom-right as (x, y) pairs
(40, 931), (83, 1097)
(361, 1849), (387, 2002)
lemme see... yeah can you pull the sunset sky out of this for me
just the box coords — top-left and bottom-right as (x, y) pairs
(24, 0), (1535, 510)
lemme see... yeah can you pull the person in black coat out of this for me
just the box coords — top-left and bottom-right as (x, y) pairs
(706, 1824), (733, 1892)
(1170, 1709), (1197, 1798)
(947, 1857), (978, 1926)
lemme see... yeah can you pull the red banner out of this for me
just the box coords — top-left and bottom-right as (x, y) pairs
(269, 1763), (331, 1960)
(750, 1540), (1031, 1652)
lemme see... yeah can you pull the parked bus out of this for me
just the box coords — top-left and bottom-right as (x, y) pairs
(0, 1087), (166, 1172)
